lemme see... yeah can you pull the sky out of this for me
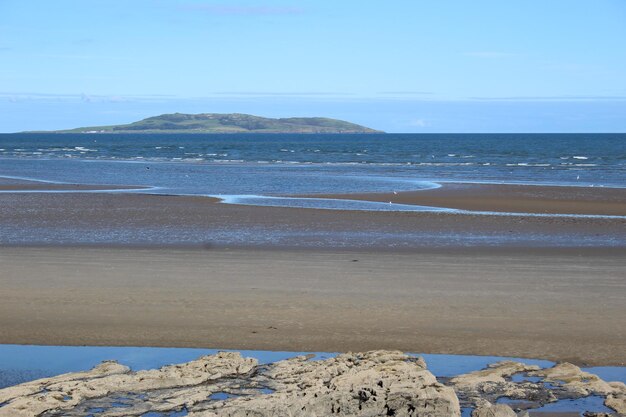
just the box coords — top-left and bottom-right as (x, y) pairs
(1, 0), (625, 133)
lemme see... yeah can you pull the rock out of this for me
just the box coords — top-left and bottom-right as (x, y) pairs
(582, 413), (614, 417)
(605, 391), (626, 415)
(449, 360), (626, 416)
(0, 350), (460, 417)
(5, 352), (623, 417)
(450, 361), (541, 390)
(472, 403), (517, 417)
(190, 350), (460, 417)
(0, 361), (131, 417)
(528, 362), (626, 414)
(0, 352), (256, 417)
(0, 361), (129, 405)
(529, 363), (622, 396)
(449, 361), (552, 409)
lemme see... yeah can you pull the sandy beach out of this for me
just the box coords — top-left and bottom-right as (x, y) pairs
(0, 181), (625, 367)
(1, 246), (625, 366)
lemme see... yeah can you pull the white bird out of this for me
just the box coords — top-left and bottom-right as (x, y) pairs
(393, 191), (398, 195)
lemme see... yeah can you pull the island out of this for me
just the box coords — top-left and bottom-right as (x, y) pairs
(41, 113), (383, 134)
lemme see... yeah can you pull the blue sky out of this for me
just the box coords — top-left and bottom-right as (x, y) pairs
(1, 0), (625, 132)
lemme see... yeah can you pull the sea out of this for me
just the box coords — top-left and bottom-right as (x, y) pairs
(0, 133), (625, 193)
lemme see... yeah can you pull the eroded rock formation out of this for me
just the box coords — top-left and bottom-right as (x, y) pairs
(0, 351), (459, 417)
(529, 362), (626, 397)
(0, 351), (624, 417)
(450, 361), (626, 416)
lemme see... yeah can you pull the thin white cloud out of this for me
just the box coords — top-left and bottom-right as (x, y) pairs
(0, 92), (360, 103)
(0, 92), (176, 103)
(18, 91), (611, 105)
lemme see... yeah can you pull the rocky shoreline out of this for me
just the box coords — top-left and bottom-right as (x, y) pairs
(0, 351), (624, 417)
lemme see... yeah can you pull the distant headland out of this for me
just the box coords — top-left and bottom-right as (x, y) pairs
(31, 113), (383, 134)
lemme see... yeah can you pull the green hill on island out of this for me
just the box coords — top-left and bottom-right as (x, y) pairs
(47, 113), (382, 134)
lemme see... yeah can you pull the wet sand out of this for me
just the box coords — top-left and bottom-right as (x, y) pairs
(1, 246), (625, 366)
(302, 182), (626, 216)
(0, 191), (625, 248)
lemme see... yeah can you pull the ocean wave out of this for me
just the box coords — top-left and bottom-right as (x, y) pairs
(506, 163), (552, 167)
(416, 162), (476, 166)
(0, 153), (618, 172)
